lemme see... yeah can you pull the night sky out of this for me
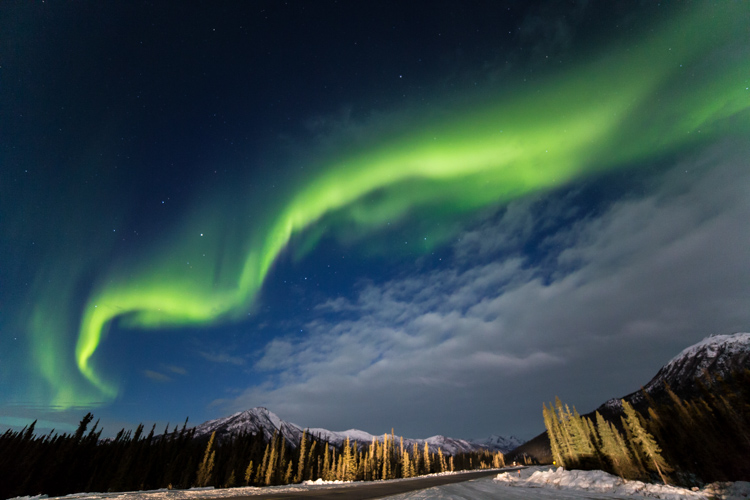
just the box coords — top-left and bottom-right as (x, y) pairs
(1, 1), (749, 440)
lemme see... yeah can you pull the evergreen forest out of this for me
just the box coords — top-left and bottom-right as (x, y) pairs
(0, 416), (504, 499)
(543, 369), (750, 487)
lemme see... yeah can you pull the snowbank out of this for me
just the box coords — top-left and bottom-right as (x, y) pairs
(495, 467), (750, 500)
(301, 478), (352, 485)
(703, 481), (750, 500)
(8, 470), (492, 500)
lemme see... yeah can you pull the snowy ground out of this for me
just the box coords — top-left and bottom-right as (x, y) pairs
(386, 466), (750, 500)
(7, 470), (492, 500)
(10, 467), (750, 500)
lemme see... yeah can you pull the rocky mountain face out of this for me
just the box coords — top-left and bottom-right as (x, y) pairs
(191, 407), (523, 455)
(469, 434), (525, 454)
(192, 406), (304, 447)
(598, 332), (750, 414)
(508, 332), (750, 462)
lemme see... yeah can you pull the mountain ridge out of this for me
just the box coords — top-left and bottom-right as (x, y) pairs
(507, 331), (750, 462)
(598, 332), (750, 414)
(191, 407), (523, 455)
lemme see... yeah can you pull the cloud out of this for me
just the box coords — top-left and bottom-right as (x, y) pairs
(197, 350), (246, 366)
(224, 140), (750, 440)
(143, 370), (171, 383)
(162, 364), (188, 376)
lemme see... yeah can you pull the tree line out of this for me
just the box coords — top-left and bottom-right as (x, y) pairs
(544, 397), (671, 484)
(544, 368), (750, 486)
(0, 416), (504, 499)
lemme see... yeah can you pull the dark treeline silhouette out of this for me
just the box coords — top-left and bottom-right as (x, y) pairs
(542, 368), (750, 487)
(1, 418), (504, 499)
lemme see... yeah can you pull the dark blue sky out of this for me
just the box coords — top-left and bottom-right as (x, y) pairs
(1, 1), (749, 440)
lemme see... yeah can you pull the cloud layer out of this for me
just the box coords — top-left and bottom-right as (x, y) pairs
(224, 140), (750, 440)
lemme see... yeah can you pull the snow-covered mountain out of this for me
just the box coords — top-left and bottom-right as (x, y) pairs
(509, 332), (750, 463)
(469, 434), (525, 454)
(600, 332), (750, 412)
(192, 407), (304, 447)
(191, 407), (522, 455)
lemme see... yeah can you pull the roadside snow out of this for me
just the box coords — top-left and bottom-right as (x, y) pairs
(703, 481), (750, 500)
(11, 468), (749, 500)
(301, 478), (351, 485)
(494, 467), (750, 500)
(9, 469), (492, 500)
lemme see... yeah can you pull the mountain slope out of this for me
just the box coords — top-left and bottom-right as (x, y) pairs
(192, 407), (304, 447)
(508, 332), (750, 462)
(191, 407), (522, 455)
(599, 332), (750, 414)
(469, 434), (525, 454)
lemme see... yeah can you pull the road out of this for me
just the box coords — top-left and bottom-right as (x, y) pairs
(221, 468), (519, 500)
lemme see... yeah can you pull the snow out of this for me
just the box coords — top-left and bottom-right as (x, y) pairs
(703, 481), (750, 500)
(491, 467), (750, 500)
(13, 468), (749, 500)
(189, 408), (503, 456)
(263, 408), (283, 431)
(673, 333), (750, 361)
(601, 332), (750, 410)
(495, 467), (704, 499)
(11, 471), (470, 500)
(301, 478), (352, 485)
(468, 434), (525, 453)
(387, 467), (750, 499)
(645, 333), (750, 392)
(307, 427), (379, 443)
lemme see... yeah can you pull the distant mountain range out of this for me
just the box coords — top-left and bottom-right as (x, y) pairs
(508, 332), (750, 461)
(190, 407), (523, 455)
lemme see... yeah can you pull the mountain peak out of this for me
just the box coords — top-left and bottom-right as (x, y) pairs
(644, 332), (750, 394)
(600, 332), (750, 412)
(469, 434), (525, 453)
(190, 409), (522, 455)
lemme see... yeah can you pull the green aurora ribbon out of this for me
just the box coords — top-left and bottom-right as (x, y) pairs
(38, 3), (749, 406)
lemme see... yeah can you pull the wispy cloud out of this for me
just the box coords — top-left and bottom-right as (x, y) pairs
(162, 364), (188, 376)
(198, 351), (246, 366)
(143, 370), (172, 383)
(224, 140), (750, 440)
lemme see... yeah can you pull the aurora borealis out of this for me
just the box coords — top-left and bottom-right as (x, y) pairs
(2, 2), (749, 438)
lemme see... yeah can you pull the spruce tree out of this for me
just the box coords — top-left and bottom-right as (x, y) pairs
(244, 460), (254, 485)
(264, 433), (278, 485)
(306, 440), (317, 481)
(620, 415), (647, 477)
(596, 412), (629, 478)
(622, 401), (672, 484)
(423, 442), (431, 474)
(258, 442), (270, 485)
(543, 402), (565, 467)
(284, 461), (293, 484)
(294, 429), (307, 483)
(611, 421), (640, 479)
(342, 437), (356, 481)
(225, 470), (236, 488)
(195, 432), (216, 487)
(368, 439), (377, 480)
(401, 450), (411, 478)
(554, 398), (575, 465)
(569, 408), (594, 462)
(322, 444), (330, 480)
(438, 448), (448, 472)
